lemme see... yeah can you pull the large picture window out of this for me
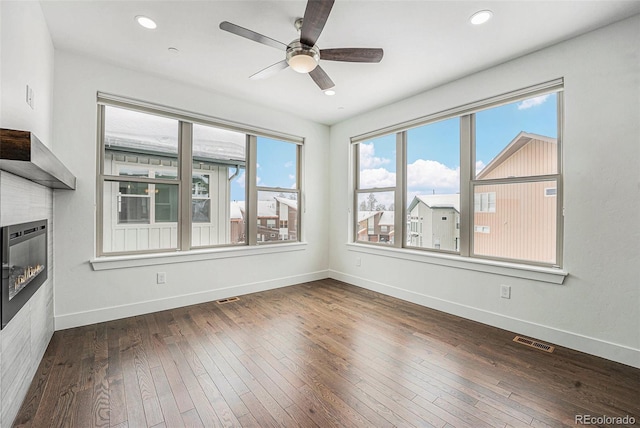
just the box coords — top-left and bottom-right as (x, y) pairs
(97, 96), (302, 256)
(352, 80), (563, 267)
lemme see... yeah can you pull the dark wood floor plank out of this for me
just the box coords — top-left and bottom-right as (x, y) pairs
(175, 321), (252, 419)
(186, 382), (223, 428)
(90, 357), (111, 428)
(12, 279), (640, 428)
(150, 365), (185, 428)
(149, 328), (195, 414)
(120, 346), (148, 428)
(108, 377), (127, 427)
(196, 373), (242, 427)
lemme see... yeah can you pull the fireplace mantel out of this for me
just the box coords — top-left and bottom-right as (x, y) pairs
(0, 129), (76, 190)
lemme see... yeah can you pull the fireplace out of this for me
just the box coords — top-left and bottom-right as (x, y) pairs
(1, 220), (48, 329)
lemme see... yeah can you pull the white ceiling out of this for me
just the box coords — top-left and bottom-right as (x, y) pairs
(40, 1), (640, 125)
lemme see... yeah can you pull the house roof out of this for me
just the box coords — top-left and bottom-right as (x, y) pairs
(234, 197), (297, 219)
(379, 211), (395, 226)
(275, 197), (298, 211)
(476, 131), (556, 179)
(230, 201), (244, 220)
(409, 194), (460, 213)
(104, 106), (246, 166)
(357, 210), (394, 226)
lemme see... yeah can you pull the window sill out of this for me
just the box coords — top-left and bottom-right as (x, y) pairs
(346, 243), (567, 284)
(91, 242), (308, 271)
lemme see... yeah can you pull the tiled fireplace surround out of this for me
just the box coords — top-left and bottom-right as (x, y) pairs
(0, 171), (54, 427)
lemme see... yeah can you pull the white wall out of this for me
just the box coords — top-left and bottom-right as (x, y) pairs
(52, 51), (330, 328)
(0, 0), (54, 145)
(0, 2), (56, 426)
(328, 15), (640, 368)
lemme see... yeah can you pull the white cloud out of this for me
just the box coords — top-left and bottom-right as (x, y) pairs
(475, 160), (486, 174)
(288, 174), (295, 180)
(407, 159), (459, 193)
(517, 94), (550, 110)
(360, 168), (396, 189)
(235, 171), (246, 187)
(284, 161), (293, 168)
(359, 142), (390, 168)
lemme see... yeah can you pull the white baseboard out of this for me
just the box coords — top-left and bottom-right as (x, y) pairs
(329, 269), (640, 369)
(54, 270), (330, 330)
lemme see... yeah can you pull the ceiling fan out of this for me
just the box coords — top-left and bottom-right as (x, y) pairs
(219, 0), (383, 91)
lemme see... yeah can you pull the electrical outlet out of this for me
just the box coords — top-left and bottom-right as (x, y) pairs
(500, 284), (511, 299)
(355, 257), (361, 267)
(157, 272), (166, 284)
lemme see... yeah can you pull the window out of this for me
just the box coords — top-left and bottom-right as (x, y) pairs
(355, 134), (396, 245)
(474, 192), (496, 213)
(98, 96), (302, 255)
(352, 80), (563, 267)
(406, 117), (460, 251)
(255, 137), (300, 242)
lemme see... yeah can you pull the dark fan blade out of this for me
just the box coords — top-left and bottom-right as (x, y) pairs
(309, 65), (334, 90)
(250, 60), (289, 80)
(219, 21), (287, 51)
(300, 0), (335, 47)
(320, 48), (383, 63)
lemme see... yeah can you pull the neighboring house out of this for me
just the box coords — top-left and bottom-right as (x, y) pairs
(407, 194), (460, 251)
(232, 197), (298, 243)
(473, 131), (557, 263)
(254, 197), (298, 242)
(357, 211), (394, 244)
(229, 201), (246, 244)
(102, 124), (245, 252)
(406, 131), (556, 261)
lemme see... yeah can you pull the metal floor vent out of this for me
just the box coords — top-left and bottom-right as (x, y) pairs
(513, 336), (555, 353)
(216, 296), (240, 304)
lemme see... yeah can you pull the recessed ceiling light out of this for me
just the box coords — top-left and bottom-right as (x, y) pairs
(135, 15), (157, 30)
(324, 90), (336, 96)
(470, 10), (493, 25)
(168, 47), (179, 53)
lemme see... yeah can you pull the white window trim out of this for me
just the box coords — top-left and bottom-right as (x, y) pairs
(91, 242), (308, 270)
(351, 80), (564, 269)
(347, 243), (567, 284)
(96, 94), (304, 257)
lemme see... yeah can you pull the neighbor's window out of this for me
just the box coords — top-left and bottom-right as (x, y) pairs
(355, 134), (397, 245)
(352, 80), (563, 267)
(98, 97), (301, 256)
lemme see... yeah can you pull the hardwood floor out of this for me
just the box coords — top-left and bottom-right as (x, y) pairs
(13, 279), (640, 427)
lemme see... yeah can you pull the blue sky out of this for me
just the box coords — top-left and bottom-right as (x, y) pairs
(359, 92), (558, 205)
(229, 93), (558, 202)
(230, 136), (297, 200)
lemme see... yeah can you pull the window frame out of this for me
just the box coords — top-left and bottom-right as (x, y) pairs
(96, 93), (303, 257)
(351, 79), (564, 268)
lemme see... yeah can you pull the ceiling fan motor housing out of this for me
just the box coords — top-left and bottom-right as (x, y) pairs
(286, 41), (320, 73)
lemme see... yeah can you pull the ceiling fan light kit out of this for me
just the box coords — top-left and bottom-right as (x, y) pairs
(219, 0), (383, 91)
(287, 41), (320, 73)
